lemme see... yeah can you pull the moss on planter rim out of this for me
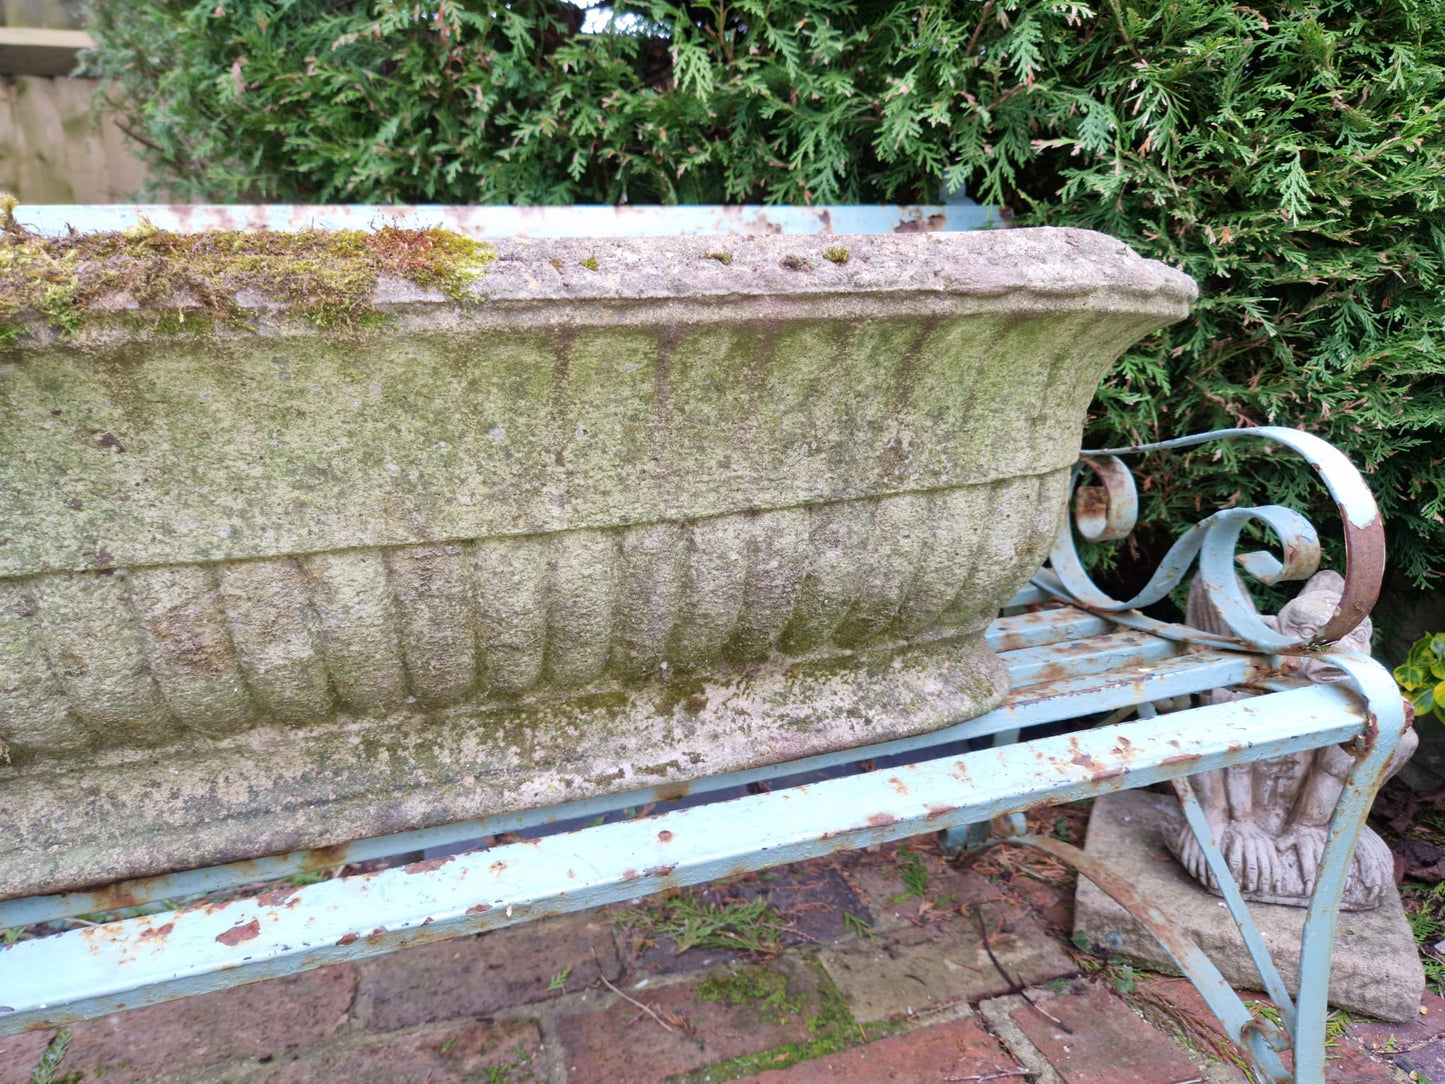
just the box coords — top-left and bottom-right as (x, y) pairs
(0, 192), (496, 341)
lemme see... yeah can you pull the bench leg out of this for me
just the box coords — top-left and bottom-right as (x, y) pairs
(940, 811), (1026, 852)
(940, 729), (1023, 852)
(992, 651), (1408, 1084)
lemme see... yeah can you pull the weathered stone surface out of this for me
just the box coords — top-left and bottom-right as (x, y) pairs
(3, 630), (1010, 897)
(0, 229), (1196, 898)
(1074, 791), (1426, 1022)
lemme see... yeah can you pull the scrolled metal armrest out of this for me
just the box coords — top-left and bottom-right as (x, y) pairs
(1046, 427), (1384, 653)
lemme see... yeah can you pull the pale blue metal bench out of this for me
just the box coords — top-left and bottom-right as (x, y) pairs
(0, 423), (1407, 1084)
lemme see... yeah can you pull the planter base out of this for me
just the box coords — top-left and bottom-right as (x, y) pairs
(3, 630), (1005, 898)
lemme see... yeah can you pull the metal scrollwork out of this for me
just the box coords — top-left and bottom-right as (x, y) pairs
(1043, 426), (1385, 653)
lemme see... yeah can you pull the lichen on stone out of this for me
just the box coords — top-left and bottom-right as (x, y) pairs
(0, 192), (496, 341)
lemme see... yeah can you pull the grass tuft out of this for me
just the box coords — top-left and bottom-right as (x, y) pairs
(618, 893), (790, 957)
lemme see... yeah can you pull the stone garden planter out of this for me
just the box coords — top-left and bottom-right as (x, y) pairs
(0, 227), (1195, 897)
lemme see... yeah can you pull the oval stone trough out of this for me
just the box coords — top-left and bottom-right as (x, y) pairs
(0, 227), (1196, 897)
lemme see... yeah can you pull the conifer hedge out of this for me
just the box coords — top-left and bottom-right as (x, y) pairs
(87, 1), (1445, 587)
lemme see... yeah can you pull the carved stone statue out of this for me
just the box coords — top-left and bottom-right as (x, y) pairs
(1164, 570), (1417, 910)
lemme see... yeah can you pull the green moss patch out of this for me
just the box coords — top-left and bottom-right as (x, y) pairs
(0, 193), (495, 340)
(676, 956), (859, 1082)
(696, 965), (805, 1024)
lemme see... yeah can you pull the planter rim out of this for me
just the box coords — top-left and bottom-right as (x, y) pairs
(1, 227), (1197, 344)
(428, 228), (1198, 306)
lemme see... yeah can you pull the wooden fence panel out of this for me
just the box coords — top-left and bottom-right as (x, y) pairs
(0, 74), (150, 203)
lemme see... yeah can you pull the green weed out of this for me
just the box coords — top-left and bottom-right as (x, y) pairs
(1396, 633), (1445, 723)
(890, 845), (929, 903)
(619, 894), (789, 956)
(27, 1030), (75, 1084)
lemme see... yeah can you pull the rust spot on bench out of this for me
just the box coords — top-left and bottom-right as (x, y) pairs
(403, 856), (453, 875)
(215, 919), (260, 947)
(89, 885), (142, 912)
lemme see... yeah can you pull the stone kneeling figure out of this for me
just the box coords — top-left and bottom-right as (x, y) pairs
(1164, 570), (1417, 910)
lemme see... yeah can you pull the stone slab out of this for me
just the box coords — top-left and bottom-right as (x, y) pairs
(840, 841), (1009, 934)
(818, 901), (1076, 1023)
(1390, 1039), (1445, 1084)
(1073, 791), (1426, 1022)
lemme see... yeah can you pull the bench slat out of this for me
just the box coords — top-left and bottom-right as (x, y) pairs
(986, 608), (1113, 651)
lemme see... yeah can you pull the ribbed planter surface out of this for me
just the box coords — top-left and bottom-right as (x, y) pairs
(0, 228), (1196, 896)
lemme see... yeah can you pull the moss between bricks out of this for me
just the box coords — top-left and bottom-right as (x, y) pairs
(675, 955), (863, 1083)
(0, 192), (496, 340)
(696, 964), (806, 1025)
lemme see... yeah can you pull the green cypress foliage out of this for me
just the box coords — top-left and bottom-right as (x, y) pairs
(86, 1), (1445, 585)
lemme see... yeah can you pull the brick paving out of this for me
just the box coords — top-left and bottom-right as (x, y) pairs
(1008, 985), (1202, 1084)
(3, 811), (1427, 1084)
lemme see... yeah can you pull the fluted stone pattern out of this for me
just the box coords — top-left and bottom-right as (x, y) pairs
(0, 228), (1197, 896)
(0, 480), (1061, 757)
